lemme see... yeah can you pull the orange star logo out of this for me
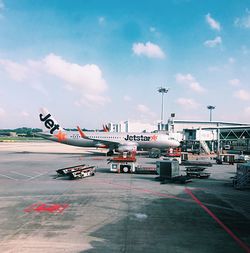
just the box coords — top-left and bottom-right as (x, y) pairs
(54, 131), (67, 142)
(151, 135), (158, 141)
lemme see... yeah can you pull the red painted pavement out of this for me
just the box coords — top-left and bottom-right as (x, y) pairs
(185, 188), (250, 253)
(24, 203), (69, 213)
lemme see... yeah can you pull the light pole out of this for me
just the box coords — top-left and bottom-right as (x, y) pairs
(158, 87), (169, 130)
(207, 105), (215, 122)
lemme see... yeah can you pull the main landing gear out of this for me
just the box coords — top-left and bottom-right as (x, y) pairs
(107, 150), (114, 156)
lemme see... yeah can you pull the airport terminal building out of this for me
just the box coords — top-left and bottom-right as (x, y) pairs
(165, 120), (250, 154)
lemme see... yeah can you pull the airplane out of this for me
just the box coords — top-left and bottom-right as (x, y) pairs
(36, 108), (180, 156)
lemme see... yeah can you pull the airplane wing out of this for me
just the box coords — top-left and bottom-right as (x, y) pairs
(35, 132), (52, 138)
(77, 126), (121, 146)
(77, 126), (138, 147)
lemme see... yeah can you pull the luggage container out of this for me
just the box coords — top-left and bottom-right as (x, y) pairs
(233, 162), (250, 189)
(156, 160), (179, 179)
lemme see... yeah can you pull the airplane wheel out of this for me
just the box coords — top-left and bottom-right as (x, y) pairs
(107, 150), (114, 156)
(122, 166), (130, 173)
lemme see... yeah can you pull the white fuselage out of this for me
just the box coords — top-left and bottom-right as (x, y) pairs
(37, 131), (180, 150)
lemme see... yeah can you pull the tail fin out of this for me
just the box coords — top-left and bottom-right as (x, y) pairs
(39, 107), (64, 134)
(103, 124), (110, 132)
(77, 126), (89, 139)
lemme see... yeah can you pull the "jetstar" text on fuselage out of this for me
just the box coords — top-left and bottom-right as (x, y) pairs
(124, 134), (152, 141)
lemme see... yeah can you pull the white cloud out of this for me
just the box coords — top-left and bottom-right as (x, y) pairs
(0, 107), (5, 117)
(204, 36), (222, 47)
(128, 121), (156, 132)
(206, 13), (221, 31)
(244, 107), (250, 115)
(132, 42), (165, 59)
(208, 66), (220, 72)
(229, 79), (240, 87)
(241, 45), (250, 55)
(20, 111), (29, 117)
(43, 54), (107, 93)
(125, 119), (157, 132)
(123, 95), (131, 101)
(0, 0), (4, 9)
(176, 73), (194, 83)
(149, 27), (161, 37)
(98, 16), (105, 25)
(77, 94), (111, 107)
(0, 59), (30, 82)
(0, 54), (109, 107)
(228, 57), (235, 64)
(137, 104), (149, 113)
(176, 98), (199, 109)
(137, 104), (156, 118)
(0, 58), (48, 95)
(175, 73), (205, 93)
(234, 9), (250, 29)
(234, 89), (250, 101)
(149, 27), (156, 32)
(0, 0), (4, 19)
(189, 82), (204, 92)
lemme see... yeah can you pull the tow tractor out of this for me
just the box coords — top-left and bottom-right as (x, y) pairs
(56, 164), (96, 179)
(108, 152), (136, 173)
(162, 148), (182, 164)
(108, 152), (157, 174)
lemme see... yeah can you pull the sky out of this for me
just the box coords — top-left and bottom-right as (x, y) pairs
(0, 0), (250, 130)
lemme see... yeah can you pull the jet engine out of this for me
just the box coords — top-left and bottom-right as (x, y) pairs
(117, 144), (137, 153)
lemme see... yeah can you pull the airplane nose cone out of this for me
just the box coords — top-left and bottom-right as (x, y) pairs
(171, 140), (180, 148)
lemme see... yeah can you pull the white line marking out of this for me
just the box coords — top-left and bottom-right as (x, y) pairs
(34, 171), (45, 175)
(10, 171), (32, 178)
(0, 173), (18, 181)
(27, 172), (47, 180)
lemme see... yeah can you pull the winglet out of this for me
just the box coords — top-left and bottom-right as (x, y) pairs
(77, 126), (87, 139)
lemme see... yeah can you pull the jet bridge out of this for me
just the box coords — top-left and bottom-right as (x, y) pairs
(206, 125), (250, 153)
(219, 126), (250, 141)
(182, 125), (250, 154)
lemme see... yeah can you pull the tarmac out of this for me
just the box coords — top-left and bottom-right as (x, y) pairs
(0, 141), (250, 253)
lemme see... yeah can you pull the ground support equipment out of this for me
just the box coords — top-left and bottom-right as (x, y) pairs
(56, 164), (96, 179)
(233, 162), (250, 189)
(185, 166), (211, 179)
